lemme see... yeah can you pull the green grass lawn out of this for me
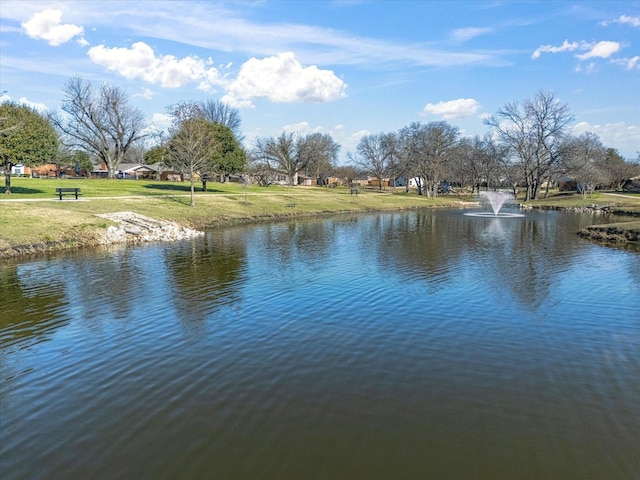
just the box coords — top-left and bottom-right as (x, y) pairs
(524, 190), (640, 216)
(0, 176), (476, 251)
(524, 190), (640, 207)
(2, 177), (639, 255)
(4, 176), (262, 198)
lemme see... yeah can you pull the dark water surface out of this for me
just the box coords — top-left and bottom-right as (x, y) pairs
(1, 209), (639, 479)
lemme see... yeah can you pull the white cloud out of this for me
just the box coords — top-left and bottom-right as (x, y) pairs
(573, 121), (640, 159)
(18, 96), (48, 113)
(283, 121), (324, 136)
(611, 56), (640, 70)
(86, 45), (346, 106)
(7, 1), (507, 71)
(21, 9), (85, 46)
(133, 88), (156, 100)
(422, 98), (481, 120)
(576, 41), (621, 60)
(87, 42), (223, 90)
(532, 40), (624, 64)
(148, 113), (172, 134)
(618, 14), (640, 27)
(351, 129), (371, 141)
(531, 40), (579, 59)
(603, 15), (640, 27)
(340, 129), (371, 155)
(221, 52), (347, 108)
(0, 94), (48, 113)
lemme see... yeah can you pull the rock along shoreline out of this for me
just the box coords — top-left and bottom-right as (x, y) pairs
(0, 211), (204, 259)
(96, 211), (204, 244)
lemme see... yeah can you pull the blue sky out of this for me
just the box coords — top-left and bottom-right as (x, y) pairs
(1, 0), (639, 161)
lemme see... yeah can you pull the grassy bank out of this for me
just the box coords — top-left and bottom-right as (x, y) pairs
(522, 190), (640, 215)
(2, 177), (640, 257)
(578, 220), (640, 243)
(0, 176), (475, 257)
(522, 190), (640, 244)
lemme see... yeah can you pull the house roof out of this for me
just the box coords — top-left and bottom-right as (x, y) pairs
(118, 163), (157, 173)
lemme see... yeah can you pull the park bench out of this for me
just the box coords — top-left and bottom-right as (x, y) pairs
(56, 187), (81, 200)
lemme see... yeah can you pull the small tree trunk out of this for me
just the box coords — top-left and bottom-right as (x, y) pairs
(189, 167), (196, 206)
(4, 162), (13, 194)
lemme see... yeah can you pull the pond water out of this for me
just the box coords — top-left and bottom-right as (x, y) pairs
(1, 209), (639, 479)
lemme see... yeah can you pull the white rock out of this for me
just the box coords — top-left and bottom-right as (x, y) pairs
(97, 212), (204, 245)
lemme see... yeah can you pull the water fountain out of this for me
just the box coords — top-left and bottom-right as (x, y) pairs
(465, 191), (525, 218)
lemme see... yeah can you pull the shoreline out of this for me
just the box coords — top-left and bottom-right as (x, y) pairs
(2, 185), (640, 260)
(0, 204), (444, 260)
(578, 223), (640, 243)
(2, 204), (640, 260)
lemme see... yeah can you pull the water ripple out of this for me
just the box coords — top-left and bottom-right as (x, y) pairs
(2, 210), (639, 479)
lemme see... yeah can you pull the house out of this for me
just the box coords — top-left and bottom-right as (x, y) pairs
(91, 163), (160, 179)
(316, 175), (342, 187)
(390, 177), (407, 187)
(33, 164), (58, 177)
(351, 177), (369, 187)
(116, 163), (157, 179)
(297, 175), (315, 186)
(29, 163), (91, 178)
(10, 164), (32, 176)
(368, 177), (390, 188)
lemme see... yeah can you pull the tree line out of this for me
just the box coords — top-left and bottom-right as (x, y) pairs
(2, 78), (638, 203)
(350, 90), (638, 201)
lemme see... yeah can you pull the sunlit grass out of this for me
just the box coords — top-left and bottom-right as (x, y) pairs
(0, 177), (476, 248)
(523, 190), (640, 218)
(3, 176), (265, 198)
(3, 178), (638, 252)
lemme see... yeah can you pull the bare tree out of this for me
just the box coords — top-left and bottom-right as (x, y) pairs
(456, 134), (508, 193)
(598, 148), (640, 191)
(51, 77), (148, 179)
(399, 122), (459, 197)
(561, 132), (607, 198)
(253, 133), (297, 186)
(123, 143), (148, 164)
(349, 133), (395, 190)
(382, 133), (402, 188)
(332, 165), (360, 186)
(165, 102), (221, 207)
(246, 154), (278, 186)
(199, 99), (243, 142)
(485, 90), (573, 201)
(298, 132), (340, 181)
